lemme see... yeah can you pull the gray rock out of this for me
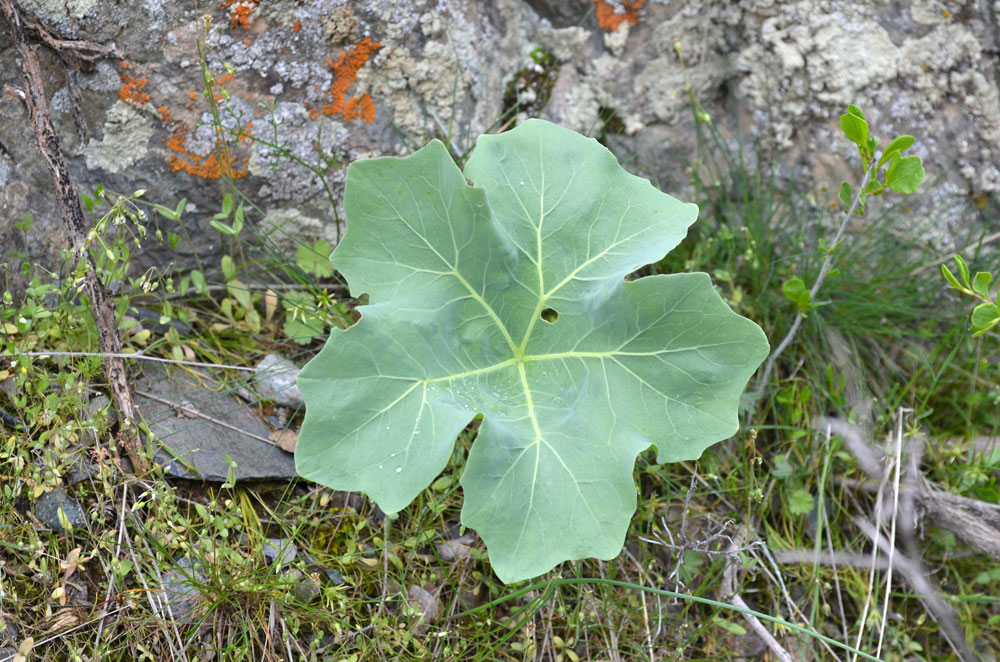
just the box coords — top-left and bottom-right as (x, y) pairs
(159, 557), (205, 624)
(405, 585), (441, 633)
(0, 647), (15, 662)
(134, 367), (296, 481)
(434, 531), (478, 562)
(2, 0), (996, 303)
(1, 614), (17, 643)
(66, 445), (99, 486)
(130, 305), (193, 335)
(522, 0), (592, 28)
(0, 377), (17, 401)
(286, 569), (321, 603)
(324, 568), (346, 586)
(262, 537), (298, 567)
(237, 534), (298, 567)
(66, 579), (90, 606)
(34, 488), (87, 534)
(253, 354), (304, 409)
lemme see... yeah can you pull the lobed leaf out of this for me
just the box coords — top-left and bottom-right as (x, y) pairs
(295, 120), (769, 582)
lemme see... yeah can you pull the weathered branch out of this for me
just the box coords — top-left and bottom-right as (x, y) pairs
(1, 0), (148, 472)
(20, 9), (122, 63)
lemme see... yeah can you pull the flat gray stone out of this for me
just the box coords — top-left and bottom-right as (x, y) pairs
(34, 488), (87, 534)
(253, 354), (304, 409)
(286, 569), (321, 603)
(160, 557), (205, 624)
(134, 367), (296, 481)
(263, 537), (298, 567)
(324, 568), (346, 586)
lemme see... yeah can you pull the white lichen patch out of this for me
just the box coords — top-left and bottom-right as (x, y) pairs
(0, 151), (13, 188)
(83, 101), (155, 175)
(603, 22), (630, 57)
(17, 0), (97, 22)
(260, 207), (341, 253)
(65, 0), (98, 18)
(911, 0), (952, 24)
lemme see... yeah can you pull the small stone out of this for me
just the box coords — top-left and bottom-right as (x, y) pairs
(434, 531), (477, 562)
(262, 538), (297, 568)
(131, 306), (192, 335)
(34, 489), (87, 534)
(66, 447), (99, 486)
(159, 557), (205, 624)
(405, 585), (441, 632)
(66, 579), (89, 606)
(82, 394), (113, 444)
(85, 394), (111, 420)
(324, 568), (346, 586)
(253, 354), (304, 409)
(286, 570), (321, 603)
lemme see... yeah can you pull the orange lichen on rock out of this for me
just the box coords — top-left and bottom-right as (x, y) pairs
(218, 0), (259, 29)
(342, 93), (376, 123)
(322, 37), (381, 122)
(592, 0), (645, 31)
(165, 130), (247, 179)
(157, 105), (174, 122)
(292, 20), (302, 32)
(119, 72), (151, 106)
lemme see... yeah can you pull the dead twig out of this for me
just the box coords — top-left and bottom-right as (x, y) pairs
(719, 532), (796, 662)
(0, 0), (148, 472)
(855, 518), (976, 662)
(134, 389), (280, 448)
(19, 10), (121, 63)
(834, 476), (1000, 561)
(14, 351), (261, 373)
(2, 83), (26, 100)
(822, 416), (1000, 561)
(829, 413), (982, 661)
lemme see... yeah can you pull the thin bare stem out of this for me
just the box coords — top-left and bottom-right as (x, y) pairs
(875, 409), (906, 659)
(10, 351), (260, 372)
(750, 159), (877, 399)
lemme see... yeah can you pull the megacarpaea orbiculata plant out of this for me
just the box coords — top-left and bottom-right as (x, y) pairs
(296, 119), (769, 583)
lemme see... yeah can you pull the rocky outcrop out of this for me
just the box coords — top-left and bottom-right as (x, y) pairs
(1, 0), (997, 283)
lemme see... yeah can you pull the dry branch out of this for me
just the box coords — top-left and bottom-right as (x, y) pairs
(1, 0), (148, 472)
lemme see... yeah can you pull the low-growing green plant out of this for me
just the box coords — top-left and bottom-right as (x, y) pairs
(780, 105), (926, 315)
(942, 254), (1000, 337)
(294, 119), (770, 583)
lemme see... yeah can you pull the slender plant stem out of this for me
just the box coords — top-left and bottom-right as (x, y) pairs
(750, 159), (877, 398)
(8, 351), (259, 372)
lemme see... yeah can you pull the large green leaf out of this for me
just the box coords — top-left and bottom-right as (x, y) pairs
(296, 119), (769, 583)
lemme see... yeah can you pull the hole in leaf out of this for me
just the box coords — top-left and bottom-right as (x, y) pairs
(540, 308), (559, 324)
